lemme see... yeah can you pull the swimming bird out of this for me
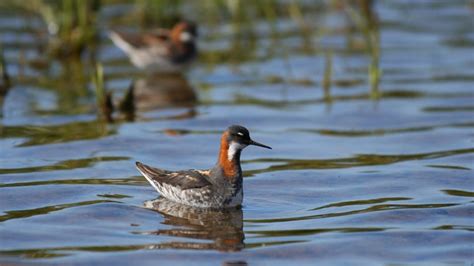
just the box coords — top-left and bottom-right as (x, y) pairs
(136, 125), (271, 208)
(109, 21), (197, 73)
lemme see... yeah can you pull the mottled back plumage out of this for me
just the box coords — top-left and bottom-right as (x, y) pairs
(136, 162), (211, 190)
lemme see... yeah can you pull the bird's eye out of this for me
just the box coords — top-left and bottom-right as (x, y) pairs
(237, 132), (244, 136)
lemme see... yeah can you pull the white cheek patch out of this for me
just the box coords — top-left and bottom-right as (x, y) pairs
(179, 32), (193, 42)
(228, 141), (247, 161)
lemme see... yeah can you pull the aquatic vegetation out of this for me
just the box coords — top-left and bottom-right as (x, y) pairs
(322, 51), (333, 102)
(0, 43), (10, 119)
(92, 63), (113, 122)
(118, 82), (135, 121)
(0, 43), (10, 105)
(92, 63), (135, 122)
(345, 0), (382, 99)
(134, 0), (183, 27)
(6, 0), (100, 58)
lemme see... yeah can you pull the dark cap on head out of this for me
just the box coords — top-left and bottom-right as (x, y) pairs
(226, 125), (271, 149)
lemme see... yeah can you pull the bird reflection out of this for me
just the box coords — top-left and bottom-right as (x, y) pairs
(133, 73), (197, 111)
(142, 197), (244, 252)
(115, 73), (197, 122)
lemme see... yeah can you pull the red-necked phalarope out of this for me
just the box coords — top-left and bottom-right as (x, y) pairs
(136, 125), (271, 208)
(109, 21), (197, 73)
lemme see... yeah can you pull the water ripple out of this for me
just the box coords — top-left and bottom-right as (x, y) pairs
(0, 121), (116, 147)
(245, 148), (474, 174)
(0, 200), (119, 222)
(245, 203), (461, 224)
(0, 156), (129, 175)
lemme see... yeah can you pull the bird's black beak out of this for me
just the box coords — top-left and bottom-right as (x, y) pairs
(249, 139), (272, 149)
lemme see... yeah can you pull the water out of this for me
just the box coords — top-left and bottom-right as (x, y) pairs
(1, 1), (473, 265)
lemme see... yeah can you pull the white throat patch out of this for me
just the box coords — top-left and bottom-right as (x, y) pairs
(179, 32), (193, 42)
(228, 141), (247, 161)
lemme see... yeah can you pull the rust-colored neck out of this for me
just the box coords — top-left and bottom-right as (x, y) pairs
(217, 132), (241, 182)
(169, 22), (196, 63)
(170, 22), (187, 44)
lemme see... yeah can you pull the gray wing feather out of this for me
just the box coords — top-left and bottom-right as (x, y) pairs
(136, 162), (211, 190)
